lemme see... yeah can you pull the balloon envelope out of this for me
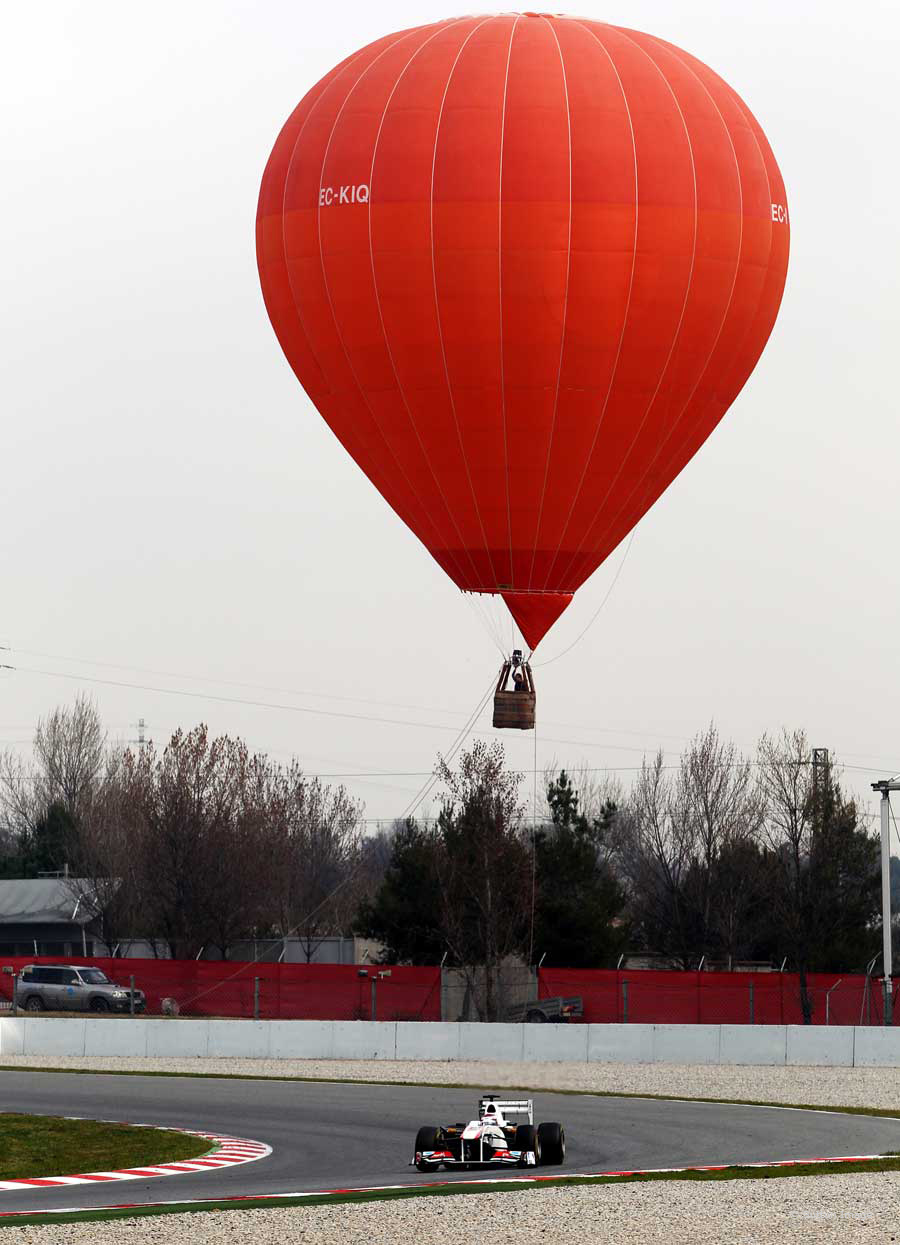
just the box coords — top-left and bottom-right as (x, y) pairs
(257, 14), (789, 649)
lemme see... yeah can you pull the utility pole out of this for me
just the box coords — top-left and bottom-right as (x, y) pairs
(811, 747), (829, 806)
(870, 778), (899, 1026)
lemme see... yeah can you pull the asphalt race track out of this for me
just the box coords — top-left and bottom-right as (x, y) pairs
(1, 1071), (899, 1213)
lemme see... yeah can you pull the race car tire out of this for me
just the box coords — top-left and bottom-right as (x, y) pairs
(514, 1124), (542, 1167)
(537, 1122), (565, 1165)
(414, 1126), (440, 1172)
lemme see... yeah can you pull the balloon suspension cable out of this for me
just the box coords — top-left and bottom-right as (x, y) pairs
(534, 530), (636, 668)
(529, 719), (538, 968)
(464, 592), (508, 658)
(398, 674), (496, 823)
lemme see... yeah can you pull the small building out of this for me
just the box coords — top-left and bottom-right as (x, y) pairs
(0, 878), (99, 959)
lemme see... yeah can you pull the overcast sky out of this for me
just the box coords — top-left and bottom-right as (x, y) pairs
(2, 1), (898, 836)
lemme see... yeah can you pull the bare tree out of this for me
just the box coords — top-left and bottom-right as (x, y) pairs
(756, 729), (879, 1019)
(0, 696), (107, 874)
(675, 725), (763, 964)
(117, 726), (270, 959)
(200, 748), (281, 958)
(756, 728), (817, 1019)
(619, 729), (763, 969)
(0, 749), (38, 846)
(32, 695), (106, 823)
(619, 750), (695, 967)
(68, 749), (148, 953)
(435, 742), (531, 1020)
(269, 768), (365, 961)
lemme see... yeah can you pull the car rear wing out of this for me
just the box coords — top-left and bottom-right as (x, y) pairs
(479, 1096), (533, 1124)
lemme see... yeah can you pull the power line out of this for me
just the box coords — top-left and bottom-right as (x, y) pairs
(5, 644), (698, 743)
(3, 663), (688, 759)
(9, 648), (473, 722)
(9, 665), (488, 737)
(17, 644), (900, 771)
(7, 654), (900, 783)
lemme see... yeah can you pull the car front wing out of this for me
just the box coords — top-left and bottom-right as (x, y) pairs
(412, 1148), (536, 1168)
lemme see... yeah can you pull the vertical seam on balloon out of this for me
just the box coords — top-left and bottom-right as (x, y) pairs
(271, 50), (368, 402)
(313, 26), (455, 558)
(550, 24), (700, 593)
(279, 37), (407, 506)
(527, 15), (573, 592)
(497, 15), (521, 591)
(605, 47), (780, 558)
(585, 34), (745, 562)
(429, 17), (507, 593)
(366, 18), (481, 592)
(538, 19), (638, 592)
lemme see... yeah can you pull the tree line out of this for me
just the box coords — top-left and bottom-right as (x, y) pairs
(0, 698), (369, 959)
(0, 698), (895, 1021)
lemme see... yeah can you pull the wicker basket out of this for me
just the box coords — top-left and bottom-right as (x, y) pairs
(492, 661), (536, 730)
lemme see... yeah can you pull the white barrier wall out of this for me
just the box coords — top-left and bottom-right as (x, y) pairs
(1, 1018), (899, 1066)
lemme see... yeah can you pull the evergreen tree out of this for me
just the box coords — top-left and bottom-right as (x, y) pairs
(532, 771), (627, 968)
(21, 802), (79, 877)
(354, 819), (444, 963)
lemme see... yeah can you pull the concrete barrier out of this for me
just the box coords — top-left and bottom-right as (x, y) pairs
(718, 1024), (787, 1066)
(587, 1023), (653, 1063)
(84, 1017), (147, 1058)
(333, 1021), (396, 1060)
(853, 1027), (900, 1067)
(145, 1017), (209, 1058)
(652, 1024), (720, 1065)
(22, 1017), (88, 1057)
(397, 1021), (460, 1061)
(459, 1023), (523, 1062)
(0, 1018), (895, 1066)
(207, 1020), (270, 1059)
(523, 1022), (589, 1063)
(269, 1019), (332, 1059)
(0, 1018), (25, 1056)
(785, 1024), (855, 1067)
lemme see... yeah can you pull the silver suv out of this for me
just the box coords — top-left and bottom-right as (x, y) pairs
(14, 965), (145, 1014)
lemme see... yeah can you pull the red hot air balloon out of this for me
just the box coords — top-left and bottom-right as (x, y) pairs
(256, 14), (789, 655)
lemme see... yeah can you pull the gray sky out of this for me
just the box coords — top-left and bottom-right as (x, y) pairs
(2, 1), (898, 834)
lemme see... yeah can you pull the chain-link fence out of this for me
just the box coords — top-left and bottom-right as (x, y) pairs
(0, 957), (442, 1021)
(538, 967), (898, 1026)
(0, 957), (893, 1025)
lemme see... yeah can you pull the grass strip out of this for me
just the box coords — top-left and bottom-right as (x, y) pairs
(1, 1064), (898, 1121)
(4, 1155), (900, 1228)
(0, 1113), (210, 1181)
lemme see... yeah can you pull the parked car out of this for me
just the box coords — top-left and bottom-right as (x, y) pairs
(412, 1096), (565, 1172)
(14, 965), (145, 1014)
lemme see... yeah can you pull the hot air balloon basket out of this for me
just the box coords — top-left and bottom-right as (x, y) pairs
(493, 661), (536, 730)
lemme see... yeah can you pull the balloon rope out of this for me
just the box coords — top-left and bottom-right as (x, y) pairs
(534, 530), (636, 668)
(529, 720), (538, 968)
(464, 593), (506, 657)
(398, 674), (496, 823)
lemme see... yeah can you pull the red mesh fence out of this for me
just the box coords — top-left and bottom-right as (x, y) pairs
(0, 957), (893, 1025)
(0, 957), (441, 1021)
(538, 967), (898, 1026)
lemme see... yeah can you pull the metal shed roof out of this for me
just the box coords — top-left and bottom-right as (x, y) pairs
(0, 878), (94, 925)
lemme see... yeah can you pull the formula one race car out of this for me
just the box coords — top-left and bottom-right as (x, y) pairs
(412, 1096), (565, 1172)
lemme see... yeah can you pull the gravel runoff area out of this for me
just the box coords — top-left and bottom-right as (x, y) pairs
(4, 1055), (900, 1244)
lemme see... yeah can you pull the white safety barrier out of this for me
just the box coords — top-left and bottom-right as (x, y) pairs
(1, 1018), (899, 1066)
